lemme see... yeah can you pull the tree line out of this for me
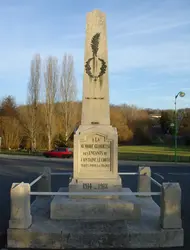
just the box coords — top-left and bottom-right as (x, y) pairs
(0, 96), (151, 150)
(0, 54), (190, 151)
(0, 54), (78, 150)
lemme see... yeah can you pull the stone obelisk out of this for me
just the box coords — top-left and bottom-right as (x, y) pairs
(69, 10), (122, 195)
(81, 10), (110, 125)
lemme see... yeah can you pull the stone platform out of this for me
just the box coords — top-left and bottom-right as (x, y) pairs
(7, 188), (183, 249)
(51, 188), (141, 220)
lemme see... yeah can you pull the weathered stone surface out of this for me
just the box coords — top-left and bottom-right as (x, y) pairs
(160, 182), (182, 229)
(69, 175), (121, 199)
(70, 10), (121, 192)
(126, 195), (184, 248)
(67, 9), (122, 197)
(9, 183), (32, 229)
(82, 10), (110, 125)
(7, 191), (184, 249)
(7, 230), (62, 249)
(137, 165), (151, 196)
(160, 228), (184, 247)
(37, 167), (51, 192)
(73, 127), (119, 179)
(71, 126), (122, 196)
(51, 188), (141, 220)
(126, 228), (184, 248)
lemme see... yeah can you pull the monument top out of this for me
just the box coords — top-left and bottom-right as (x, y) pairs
(81, 9), (110, 126)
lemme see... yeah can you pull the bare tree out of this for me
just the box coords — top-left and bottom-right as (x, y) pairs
(18, 103), (46, 149)
(43, 56), (58, 150)
(27, 54), (41, 151)
(59, 54), (77, 145)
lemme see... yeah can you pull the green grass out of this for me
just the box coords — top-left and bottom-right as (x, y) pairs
(118, 145), (190, 162)
(0, 150), (43, 156)
(0, 145), (190, 162)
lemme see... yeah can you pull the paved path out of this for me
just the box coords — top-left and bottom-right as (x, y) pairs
(0, 156), (190, 249)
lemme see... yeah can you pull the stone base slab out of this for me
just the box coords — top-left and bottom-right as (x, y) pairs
(7, 189), (184, 249)
(9, 215), (32, 229)
(50, 188), (141, 221)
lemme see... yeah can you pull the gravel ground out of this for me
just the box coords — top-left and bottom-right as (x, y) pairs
(0, 156), (190, 249)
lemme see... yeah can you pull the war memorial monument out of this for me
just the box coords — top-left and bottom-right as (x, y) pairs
(7, 10), (183, 249)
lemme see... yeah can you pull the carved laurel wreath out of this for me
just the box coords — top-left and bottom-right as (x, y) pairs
(85, 33), (107, 81)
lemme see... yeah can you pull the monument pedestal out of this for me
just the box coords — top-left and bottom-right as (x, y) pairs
(72, 125), (120, 182)
(69, 177), (122, 199)
(70, 123), (122, 198)
(7, 193), (183, 249)
(51, 188), (141, 220)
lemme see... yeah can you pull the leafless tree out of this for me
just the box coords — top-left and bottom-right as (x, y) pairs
(59, 54), (77, 145)
(43, 56), (58, 150)
(27, 54), (41, 151)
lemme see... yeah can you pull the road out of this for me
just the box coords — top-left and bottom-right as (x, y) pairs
(0, 155), (190, 249)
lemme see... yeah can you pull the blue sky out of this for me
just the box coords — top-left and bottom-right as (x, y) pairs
(0, 0), (190, 109)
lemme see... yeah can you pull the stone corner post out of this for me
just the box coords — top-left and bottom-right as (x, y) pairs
(160, 182), (182, 229)
(9, 182), (32, 229)
(137, 165), (151, 196)
(37, 167), (51, 192)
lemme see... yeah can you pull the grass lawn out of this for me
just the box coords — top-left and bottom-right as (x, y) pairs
(0, 150), (43, 156)
(118, 145), (190, 162)
(0, 145), (190, 162)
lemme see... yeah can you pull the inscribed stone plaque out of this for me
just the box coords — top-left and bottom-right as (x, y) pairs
(79, 133), (111, 171)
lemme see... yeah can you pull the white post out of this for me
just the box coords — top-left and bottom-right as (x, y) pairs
(160, 182), (182, 229)
(9, 182), (32, 229)
(137, 165), (151, 197)
(37, 167), (51, 192)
